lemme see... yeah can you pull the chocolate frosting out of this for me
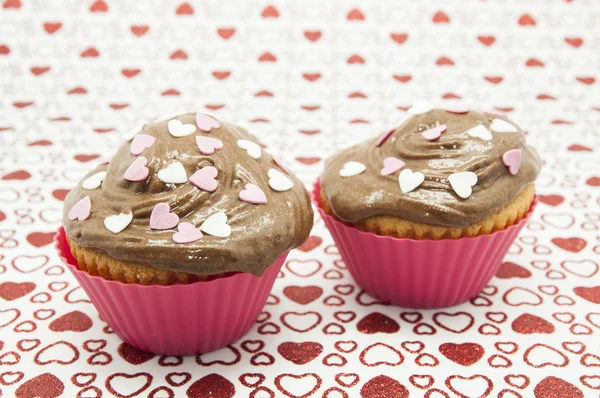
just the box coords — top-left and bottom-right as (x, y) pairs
(321, 108), (541, 227)
(63, 113), (313, 276)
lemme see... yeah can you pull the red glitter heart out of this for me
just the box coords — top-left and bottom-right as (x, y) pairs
(512, 313), (555, 334)
(496, 262), (532, 278)
(538, 194), (564, 206)
(15, 373), (64, 398)
(297, 236), (323, 252)
(118, 343), (156, 365)
(356, 312), (400, 334)
(106, 373), (152, 397)
(0, 282), (35, 301)
(165, 372), (191, 387)
(74, 154), (100, 163)
(360, 375), (409, 397)
(551, 237), (587, 253)
(277, 342), (323, 365)
(574, 286), (600, 304)
(275, 373), (321, 398)
(239, 373), (265, 388)
(533, 376), (583, 398)
(439, 343), (484, 366)
(26, 232), (55, 248)
(48, 311), (92, 332)
(2, 170), (31, 180)
(283, 285), (323, 305)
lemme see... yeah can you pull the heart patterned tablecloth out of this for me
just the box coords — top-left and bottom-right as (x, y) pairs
(1, 1), (599, 397)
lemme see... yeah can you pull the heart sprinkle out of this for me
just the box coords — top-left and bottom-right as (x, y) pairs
(196, 113), (221, 132)
(82, 171), (106, 190)
(422, 124), (447, 141)
(445, 105), (471, 114)
(381, 157), (405, 176)
(104, 211), (133, 233)
(196, 136), (223, 155)
(189, 166), (218, 192)
(68, 196), (91, 221)
(200, 212), (231, 238)
(173, 222), (203, 243)
(408, 99), (433, 115)
(466, 124), (493, 141)
(150, 203), (179, 230)
(490, 118), (518, 133)
(502, 149), (522, 175)
(339, 161), (366, 177)
(237, 139), (262, 159)
(155, 111), (183, 123)
(268, 169), (294, 191)
(130, 134), (156, 155)
(157, 162), (187, 184)
(123, 122), (144, 141)
(168, 119), (196, 137)
(399, 169), (425, 193)
(448, 171), (478, 199)
(239, 183), (267, 204)
(124, 157), (149, 182)
(376, 128), (395, 147)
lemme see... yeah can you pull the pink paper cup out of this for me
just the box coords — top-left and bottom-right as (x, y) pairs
(313, 181), (536, 309)
(54, 226), (286, 355)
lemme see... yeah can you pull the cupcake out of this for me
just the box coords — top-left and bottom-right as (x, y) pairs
(316, 101), (541, 308)
(58, 112), (313, 354)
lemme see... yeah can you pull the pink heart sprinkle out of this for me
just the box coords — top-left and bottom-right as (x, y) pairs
(380, 157), (406, 176)
(376, 128), (396, 147)
(130, 134), (156, 156)
(239, 183), (267, 204)
(149, 203), (179, 230)
(189, 166), (218, 192)
(502, 148), (522, 175)
(445, 105), (470, 114)
(173, 222), (203, 244)
(124, 156), (149, 181)
(68, 196), (91, 221)
(196, 113), (221, 132)
(196, 136), (223, 155)
(422, 124), (447, 141)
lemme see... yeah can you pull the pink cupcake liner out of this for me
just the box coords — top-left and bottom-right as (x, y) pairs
(313, 181), (537, 309)
(55, 227), (286, 355)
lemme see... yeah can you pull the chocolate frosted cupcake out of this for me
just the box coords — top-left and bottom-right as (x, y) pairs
(57, 112), (313, 354)
(315, 101), (541, 308)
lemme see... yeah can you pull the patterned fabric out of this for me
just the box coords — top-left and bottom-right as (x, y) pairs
(1, 0), (599, 396)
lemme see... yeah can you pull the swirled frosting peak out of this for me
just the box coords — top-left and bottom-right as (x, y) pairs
(64, 113), (314, 276)
(321, 103), (541, 227)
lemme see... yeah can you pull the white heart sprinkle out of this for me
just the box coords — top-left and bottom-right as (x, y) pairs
(155, 111), (184, 123)
(490, 118), (518, 133)
(157, 162), (187, 184)
(200, 212), (231, 238)
(122, 122), (144, 141)
(466, 124), (493, 141)
(237, 139), (262, 159)
(82, 171), (106, 190)
(104, 211), (133, 233)
(168, 119), (196, 137)
(339, 161), (366, 177)
(448, 172), (478, 199)
(399, 168), (425, 193)
(268, 169), (294, 192)
(408, 99), (433, 116)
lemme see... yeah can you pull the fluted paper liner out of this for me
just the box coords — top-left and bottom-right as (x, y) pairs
(313, 180), (536, 309)
(55, 226), (286, 355)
